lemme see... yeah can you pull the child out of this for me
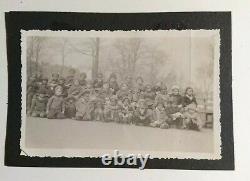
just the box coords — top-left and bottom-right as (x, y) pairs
(48, 73), (59, 92)
(169, 85), (183, 107)
(79, 72), (87, 87)
(125, 75), (133, 90)
(93, 72), (104, 89)
(64, 96), (76, 119)
(134, 76), (145, 93)
(182, 87), (197, 108)
(57, 77), (68, 98)
(119, 97), (133, 124)
(75, 90), (92, 121)
(37, 77), (50, 95)
(150, 102), (170, 129)
(46, 85), (65, 119)
(183, 103), (202, 131)
(68, 79), (82, 97)
(165, 97), (184, 128)
(28, 89), (48, 118)
(133, 99), (151, 126)
(65, 68), (76, 89)
(93, 98), (104, 122)
(108, 73), (119, 95)
(104, 95), (119, 122)
(117, 83), (129, 100)
(99, 82), (112, 99)
(26, 74), (39, 110)
(144, 84), (155, 101)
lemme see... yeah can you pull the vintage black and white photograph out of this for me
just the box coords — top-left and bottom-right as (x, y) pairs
(20, 30), (221, 159)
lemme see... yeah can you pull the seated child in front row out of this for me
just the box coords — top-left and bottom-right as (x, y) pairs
(75, 91), (92, 121)
(133, 99), (151, 126)
(28, 89), (48, 118)
(93, 98), (104, 122)
(64, 96), (76, 119)
(46, 85), (65, 119)
(183, 103), (202, 131)
(104, 95), (119, 122)
(150, 102), (170, 129)
(118, 97), (133, 124)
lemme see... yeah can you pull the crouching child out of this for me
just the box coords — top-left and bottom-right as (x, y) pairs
(28, 88), (48, 118)
(150, 102), (170, 129)
(133, 99), (151, 126)
(46, 86), (65, 119)
(118, 97), (133, 124)
(104, 95), (119, 122)
(75, 90), (92, 121)
(93, 98), (104, 122)
(183, 103), (203, 131)
(64, 96), (76, 119)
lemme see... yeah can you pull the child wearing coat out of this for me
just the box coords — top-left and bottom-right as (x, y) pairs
(182, 87), (197, 107)
(118, 97), (133, 124)
(150, 101), (170, 129)
(28, 88), (48, 118)
(64, 96), (76, 119)
(75, 90), (92, 121)
(46, 85), (65, 119)
(133, 99), (151, 126)
(104, 95), (119, 122)
(183, 103), (202, 131)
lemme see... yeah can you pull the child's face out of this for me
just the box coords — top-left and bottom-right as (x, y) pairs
(59, 79), (65, 85)
(157, 104), (164, 111)
(42, 80), (48, 85)
(38, 94), (46, 100)
(123, 99), (129, 105)
(156, 91), (161, 95)
(136, 79), (143, 85)
(139, 107), (145, 113)
(110, 98), (116, 105)
(110, 77), (116, 82)
(103, 83), (109, 89)
(52, 74), (59, 80)
(187, 88), (193, 96)
(146, 87), (151, 92)
(80, 96), (86, 103)
(98, 74), (103, 80)
(74, 80), (80, 86)
(121, 84), (128, 90)
(172, 89), (179, 95)
(55, 88), (63, 96)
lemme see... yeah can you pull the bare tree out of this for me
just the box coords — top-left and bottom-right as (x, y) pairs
(113, 38), (144, 79)
(26, 36), (46, 76)
(68, 38), (100, 79)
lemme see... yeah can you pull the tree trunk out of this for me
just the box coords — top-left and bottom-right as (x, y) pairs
(92, 38), (100, 80)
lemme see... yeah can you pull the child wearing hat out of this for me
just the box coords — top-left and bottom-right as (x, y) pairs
(46, 85), (65, 119)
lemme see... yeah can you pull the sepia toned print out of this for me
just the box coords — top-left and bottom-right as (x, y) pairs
(20, 30), (221, 159)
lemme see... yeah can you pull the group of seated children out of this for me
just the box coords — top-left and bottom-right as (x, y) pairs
(27, 70), (203, 131)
